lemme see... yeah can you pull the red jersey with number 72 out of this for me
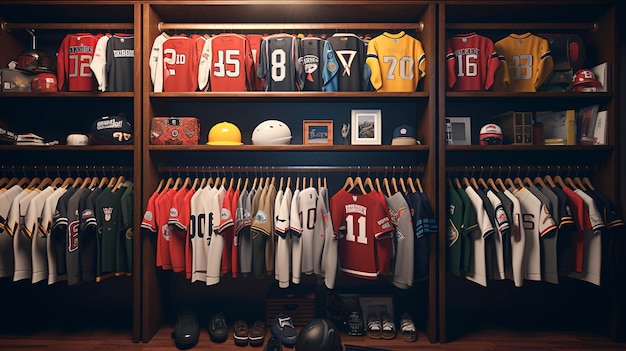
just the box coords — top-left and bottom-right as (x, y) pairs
(57, 33), (102, 91)
(330, 189), (393, 280)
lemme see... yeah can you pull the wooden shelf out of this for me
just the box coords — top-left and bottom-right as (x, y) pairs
(149, 144), (429, 152)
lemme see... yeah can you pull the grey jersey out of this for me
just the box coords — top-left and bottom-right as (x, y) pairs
(528, 185), (559, 284)
(386, 192), (414, 289)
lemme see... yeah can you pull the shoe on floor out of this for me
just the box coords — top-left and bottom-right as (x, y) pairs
(400, 312), (417, 342)
(380, 311), (396, 340)
(249, 320), (266, 347)
(264, 336), (282, 351)
(366, 312), (382, 339)
(208, 312), (228, 343)
(233, 320), (249, 347)
(271, 314), (298, 348)
(173, 310), (199, 350)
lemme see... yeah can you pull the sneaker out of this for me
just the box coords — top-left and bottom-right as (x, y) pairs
(366, 312), (382, 339)
(271, 314), (298, 348)
(400, 312), (417, 342)
(172, 310), (199, 350)
(249, 320), (266, 347)
(264, 336), (282, 351)
(346, 311), (365, 336)
(380, 311), (396, 340)
(208, 312), (228, 343)
(233, 320), (249, 347)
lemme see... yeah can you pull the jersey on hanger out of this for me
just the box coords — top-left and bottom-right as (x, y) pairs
(327, 33), (369, 91)
(298, 37), (339, 92)
(366, 31), (426, 92)
(198, 33), (257, 92)
(161, 35), (199, 92)
(257, 34), (305, 91)
(494, 32), (554, 92)
(57, 33), (102, 91)
(446, 32), (500, 91)
(105, 34), (135, 92)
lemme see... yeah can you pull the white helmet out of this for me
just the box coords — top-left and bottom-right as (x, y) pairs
(251, 120), (292, 145)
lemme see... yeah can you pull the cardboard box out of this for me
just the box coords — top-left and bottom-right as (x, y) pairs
(0, 69), (34, 92)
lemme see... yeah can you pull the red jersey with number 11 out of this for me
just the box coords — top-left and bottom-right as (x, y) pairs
(330, 189), (393, 280)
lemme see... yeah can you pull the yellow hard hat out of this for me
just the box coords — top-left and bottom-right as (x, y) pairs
(207, 121), (243, 145)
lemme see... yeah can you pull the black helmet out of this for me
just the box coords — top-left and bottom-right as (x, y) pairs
(295, 318), (342, 351)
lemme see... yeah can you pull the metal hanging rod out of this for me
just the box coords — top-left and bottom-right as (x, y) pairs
(445, 165), (595, 175)
(157, 21), (424, 33)
(1, 165), (133, 176)
(158, 165), (423, 174)
(447, 22), (597, 31)
(1, 22), (134, 32)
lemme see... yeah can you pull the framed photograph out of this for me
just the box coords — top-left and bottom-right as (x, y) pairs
(303, 119), (333, 145)
(351, 109), (382, 145)
(445, 117), (471, 145)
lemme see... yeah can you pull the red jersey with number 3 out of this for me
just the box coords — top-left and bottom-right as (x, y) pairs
(57, 33), (102, 91)
(330, 189), (393, 280)
(446, 33), (500, 91)
(162, 35), (199, 92)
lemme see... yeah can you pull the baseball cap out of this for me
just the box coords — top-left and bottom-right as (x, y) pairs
(88, 114), (133, 145)
(391, 124), (418, 145)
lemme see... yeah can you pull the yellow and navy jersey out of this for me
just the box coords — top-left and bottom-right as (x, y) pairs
(366, 31), (426, 92)
(494, 32), (554, 92)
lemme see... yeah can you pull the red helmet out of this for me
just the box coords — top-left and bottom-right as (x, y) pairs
(31, 73), (58, 92)
(479, 123), (503, 145)
(572, 69), (601, 92)
(16, 49), (54, 73)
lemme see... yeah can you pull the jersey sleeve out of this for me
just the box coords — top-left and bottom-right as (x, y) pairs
(535, 38), (555, 90)
(445, 39), (457, 89)
(244, 37), (257, 91)
(322, 40), (339, 92)
(141, 191), (158, 232)
(493, 40), (510, 91)
(485, 39), (500, 90)
(365, 39), (384, 91)
(294, 37), (305, 91)
(256, 38), (268, 87)
(56, 35), (70, 91)
(415, 39), (426, 80)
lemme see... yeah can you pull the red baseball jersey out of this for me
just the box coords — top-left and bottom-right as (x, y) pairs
(168, 187), (190, 274)
(246, 34), (265, 91)
(562, 187), (591, 273)
(162, 35), (199, 92)
(198, 33), (257, 92)
(330, 189), (393, 280)
(155, 188), (176, 270)
(218, 188), (236, 276)
(446, 32), (500, 91)
(57, 33), (102, 91)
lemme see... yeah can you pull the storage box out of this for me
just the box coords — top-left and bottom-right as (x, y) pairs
(150, 117), (200, 145)
(491, 111), (533, 145)
(0, 68), (34, 92)
(265, 291), (316, 327)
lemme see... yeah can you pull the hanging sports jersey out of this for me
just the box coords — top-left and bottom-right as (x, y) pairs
(327, 33), (368, 91)
(257, 33), (304, 91)
(366, 31), (426, 92)
(105, 34), (134, 92)
(57, 33), (102, 91)
(161, 35), (199, 92)
(446, 32), (500, 91)
(298, 37), (339, 92)
(246, 34), (265, 91)
(330, 189), (393, 280)
(198, 33), (257, 92)
(494, 32), (554, 92)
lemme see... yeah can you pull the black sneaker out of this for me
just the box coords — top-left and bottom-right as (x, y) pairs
(264, 336), (282, 351)
(271, 314), (298, 348)
(346, 311), (365, 336)
(172, 310), (199, 350)
(208, 312), (228, 343)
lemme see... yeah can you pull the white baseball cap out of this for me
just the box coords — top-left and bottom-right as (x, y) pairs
(66, 134), (89, 145)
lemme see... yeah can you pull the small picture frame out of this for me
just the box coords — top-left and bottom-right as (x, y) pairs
(351, 109), (382, 145)
(445, 117), (472, 145)
(303, 119), (333, 145)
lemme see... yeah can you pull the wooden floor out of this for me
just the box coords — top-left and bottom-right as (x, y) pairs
(1, 326), (626, 350)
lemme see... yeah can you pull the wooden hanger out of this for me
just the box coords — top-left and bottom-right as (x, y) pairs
(469, 177), (479, 189)
(79, 176), (92, 189)
(407, 177), (416, 193)
(0, 177), (8, 188)
(351, 176), (367, 194)
(399, 177), (407, 194)
(504, 177), (516, 190)
(462, 176), (471, 188)
(4, 177), (20, 189)
(99, 176), (110, 189)
(72, 177), (84, 189)
(383, 178), (392, 197)
(286, 177), (291, 190)
(200, 177), (208, 189)
(375, 178), (382, 193)
(155, 178), (165, 193)
(523, 177), (534, 188)
(454, 177), (462, 189)
(26, 177), (41, 189)
(61, 177), (74, 189)
(495, 178), (508, 192)
(37, 177), (52, 190)
(533, 176), (546, 187)
(16, 177), (30, 188)
(564, 176), (578, 189)
(391, 177), (399, 194)
(514, 177), (525, 189)
(573, 177), (586, 191)
(88, 176), (100, 189)
(191, 177), (199, 190)
(50, 177), (64, 188)
(477, 177), (488, 189)
(544, 175), (556, 188)
(487, 178), (499, 192)
(582, 177), (595, 191)
(415, 177), (424, 193)
(111, 175), (126, 193)
(364, 177), (375, 192)
(553, 175), (567, 188)
(308, 177), (313, 188)
(294, 176), (300, 191)
(342, 176), (354, 191)
(236, 177), (242, 191)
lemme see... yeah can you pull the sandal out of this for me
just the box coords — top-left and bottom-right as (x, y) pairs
(380, 311), (396, 340)
(400, 312), (417, 342)
(366, 312), (382, 339)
